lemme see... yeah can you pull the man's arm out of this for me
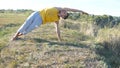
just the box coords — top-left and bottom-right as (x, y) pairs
(64, 7), (88, 15)
(55, 7), (88, 15)
(54, 21), (61, 41)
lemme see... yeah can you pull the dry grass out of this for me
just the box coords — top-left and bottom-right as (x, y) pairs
(0, 12), (120, 68)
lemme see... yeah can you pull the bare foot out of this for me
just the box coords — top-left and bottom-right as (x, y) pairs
(11, 36), (18, 41)
(11, 32), (23, 41)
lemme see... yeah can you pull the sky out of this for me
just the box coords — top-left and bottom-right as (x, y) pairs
(0, 0), (120, 16)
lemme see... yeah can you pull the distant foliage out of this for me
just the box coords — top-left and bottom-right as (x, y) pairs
(0, 9), (33, 13)
(68, 12), (80, 20)
(68, 12), (120, 28)
(1, 9), (120, 28)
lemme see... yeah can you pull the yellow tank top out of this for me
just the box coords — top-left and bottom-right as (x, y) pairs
(39, 7), (60, 24)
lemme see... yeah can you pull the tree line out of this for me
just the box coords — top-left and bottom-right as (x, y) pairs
(68, 12), (120, 28)
(0, 9), (33, 13)
(0, 9), (120, 28)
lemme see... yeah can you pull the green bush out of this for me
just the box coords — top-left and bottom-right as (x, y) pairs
(94, 28), (120, 68)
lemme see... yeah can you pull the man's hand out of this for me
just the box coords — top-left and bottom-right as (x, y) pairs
(81, 11), (89, 15)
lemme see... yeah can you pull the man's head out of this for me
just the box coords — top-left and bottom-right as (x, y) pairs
(58, 10), (69, 19)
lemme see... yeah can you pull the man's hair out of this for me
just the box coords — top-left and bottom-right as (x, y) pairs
(59, 9), (69, 19)
(63, 13), (69, 19)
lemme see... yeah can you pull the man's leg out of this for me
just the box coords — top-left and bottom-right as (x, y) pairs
(11, 11), (42, 41)
(11, 12), (36, 41)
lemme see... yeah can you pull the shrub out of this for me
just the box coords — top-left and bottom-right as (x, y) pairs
(95, 28), (120, 67)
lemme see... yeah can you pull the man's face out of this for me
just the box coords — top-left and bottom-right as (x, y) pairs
(59, 10), (68, 19)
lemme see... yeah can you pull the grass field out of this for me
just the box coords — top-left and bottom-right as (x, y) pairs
(0, 12), (120, 68)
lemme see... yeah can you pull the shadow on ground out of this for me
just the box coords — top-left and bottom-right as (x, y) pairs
(33, 38), (89, 48)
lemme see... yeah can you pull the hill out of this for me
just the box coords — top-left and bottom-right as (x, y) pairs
(0, 10), (120, 68)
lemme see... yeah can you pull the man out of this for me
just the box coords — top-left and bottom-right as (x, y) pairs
(12, 7), (88, 41)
